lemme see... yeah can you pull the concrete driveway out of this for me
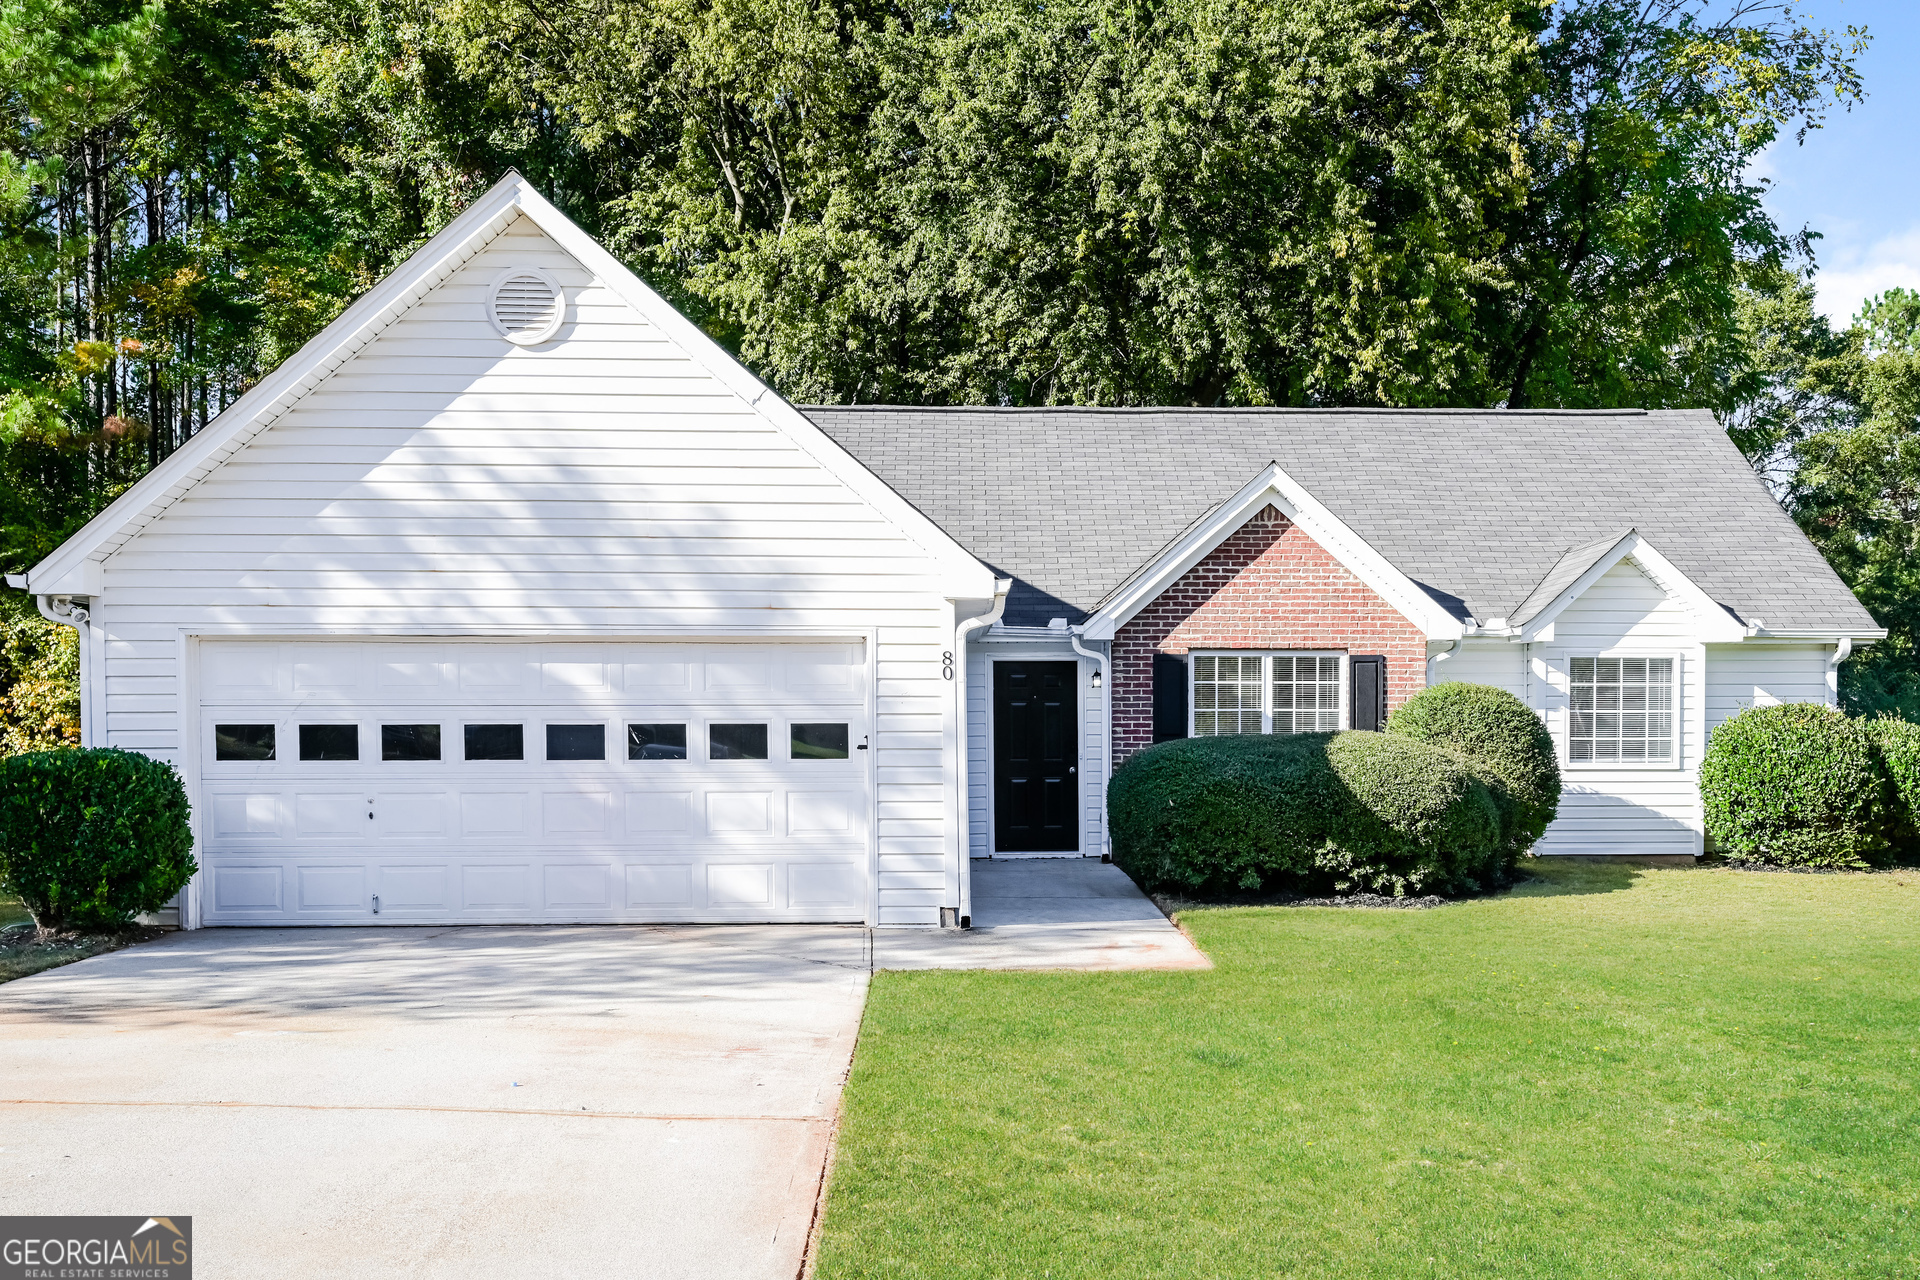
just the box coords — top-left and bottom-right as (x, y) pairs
(0, 924), (870, 1278)
(0, 860), (1202, 1277)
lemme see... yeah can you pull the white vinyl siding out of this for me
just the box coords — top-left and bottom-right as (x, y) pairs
(1190, 652), (1345, 736)
(1529, 558), (1704, 858)
(1431, 639), (1525, 696)
(1705, 643), (1834, 727)
(91, 212), (963, 926)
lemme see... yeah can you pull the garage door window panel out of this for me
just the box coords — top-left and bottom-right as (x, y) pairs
(299, 724), (359, 761)
(710, 723), (768, 760)
(216, 724), (276, 761)
(547, 724), (606, 761)
(464, 724), (524, 761)
(382, 724), (442, 761)
(790, 723), (849, 760)
(629, 724), (687, 760)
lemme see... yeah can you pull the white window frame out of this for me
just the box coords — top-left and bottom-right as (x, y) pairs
(1563, 650), (1681, 769)
(1187, 650), (1349, 737)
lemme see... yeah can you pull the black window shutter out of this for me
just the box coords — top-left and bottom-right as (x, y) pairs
(1350, 655), (1387, 731)
(1152, 654), (1189, 743)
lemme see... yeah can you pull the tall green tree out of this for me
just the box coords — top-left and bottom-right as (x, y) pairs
(1792, 289), (1920, 718)
(265, 0), (1866, 408)
(1488, 0), (1865, 410)
(0, 0), (355, 568)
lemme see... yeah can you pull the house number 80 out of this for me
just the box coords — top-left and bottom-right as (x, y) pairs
(942, 651), (954, 681)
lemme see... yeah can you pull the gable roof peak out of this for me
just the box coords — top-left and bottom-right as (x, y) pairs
(1079, 460), (1465, 642)
(27, 174), (992, 596)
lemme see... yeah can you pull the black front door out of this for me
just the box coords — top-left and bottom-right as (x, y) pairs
(993, 661), (1080, 852)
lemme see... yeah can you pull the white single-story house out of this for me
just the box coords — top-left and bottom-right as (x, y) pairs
(13, 174), (1885, 929)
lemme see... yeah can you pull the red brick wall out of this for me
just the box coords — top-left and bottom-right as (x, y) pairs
(1111, 505), (1428, 765)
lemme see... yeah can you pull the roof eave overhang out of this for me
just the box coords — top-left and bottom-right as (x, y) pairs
(1743, 628), (1888, 642)
(1078, 462), (1465, 643)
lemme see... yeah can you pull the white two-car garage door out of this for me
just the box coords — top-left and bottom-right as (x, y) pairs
(196, 639), (871, 925)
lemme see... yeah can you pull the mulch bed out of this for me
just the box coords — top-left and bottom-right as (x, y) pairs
(1708, 859), (1919, 875)
(0, 920), (170, 983)
(1151, 889), (1454, 914)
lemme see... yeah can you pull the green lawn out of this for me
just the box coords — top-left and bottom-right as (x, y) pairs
(0, 892), (157, 983)
(814, 864), (1920, 1279)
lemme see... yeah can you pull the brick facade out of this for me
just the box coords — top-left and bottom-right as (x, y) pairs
(1111, 505), (1428, 765)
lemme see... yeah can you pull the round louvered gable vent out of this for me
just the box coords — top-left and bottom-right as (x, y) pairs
(486, 267), (565, 345)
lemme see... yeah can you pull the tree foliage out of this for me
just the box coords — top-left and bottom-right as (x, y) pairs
(0, 596), (79, 753)
(0, 0), (1903, 726)
(1717, 271), (1920, 718)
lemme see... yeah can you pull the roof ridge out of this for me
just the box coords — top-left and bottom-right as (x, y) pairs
(799, 405), (1657, 416)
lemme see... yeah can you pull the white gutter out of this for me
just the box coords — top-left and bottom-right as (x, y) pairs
(949, 578), (1013, 928)
(1827, 635), (1853, 702)
(1067, 626), (1111, 859)
(15, 581), (95, 748)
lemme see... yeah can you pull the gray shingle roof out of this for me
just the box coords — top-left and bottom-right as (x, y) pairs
(1508, 530), (1632, 627)
(802, 406), (1879, 635)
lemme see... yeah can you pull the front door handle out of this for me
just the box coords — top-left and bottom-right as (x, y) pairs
(1069, 766), (1076, 773)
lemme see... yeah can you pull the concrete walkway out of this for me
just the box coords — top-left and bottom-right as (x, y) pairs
(875, 858), (1211, 971)
(0, 860), (1201, 1278)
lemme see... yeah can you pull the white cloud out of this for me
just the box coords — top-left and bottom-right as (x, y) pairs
(1812, 224), (1920, 325)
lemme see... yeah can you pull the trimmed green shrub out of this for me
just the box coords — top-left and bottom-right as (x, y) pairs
(1108, 730), (1504, 898)
(1387, 682), (1561, 854)
(1864, 718), (1920, 861)
(0, 747), (196, 931)
(1700, 703), (1886, 868)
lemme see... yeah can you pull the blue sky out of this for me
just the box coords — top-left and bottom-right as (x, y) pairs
(1755, 0), (1920, 324)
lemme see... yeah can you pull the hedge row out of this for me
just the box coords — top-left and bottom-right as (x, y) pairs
(0, 747), (196, 932)
(1701, 703), (1920, 867)
(1109, 683), (1559, 898)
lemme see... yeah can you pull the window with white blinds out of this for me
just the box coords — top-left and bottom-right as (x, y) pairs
(1272, 655), (1343, 733)
(1191, 652), (1345, 736)
(1192, 655), (1264, 735)
(1569, 656), (1674, 762)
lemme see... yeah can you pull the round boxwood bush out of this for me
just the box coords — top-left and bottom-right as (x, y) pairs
(1700, 703), (1886, 868)
(1386, 682), (1561, 854)
(1107, 730), (1503, 898)
(0, 747), (196, 932)
(1863, 717), (1920, 862)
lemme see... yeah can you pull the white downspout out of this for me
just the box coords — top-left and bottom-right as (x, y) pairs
(1067, 627), (1110, 859)
(27, 589), (94, 747)
(1425, 637), (1460, 686)
(1827, 636), (1853, 703)
(949, 579), (1012, 928)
